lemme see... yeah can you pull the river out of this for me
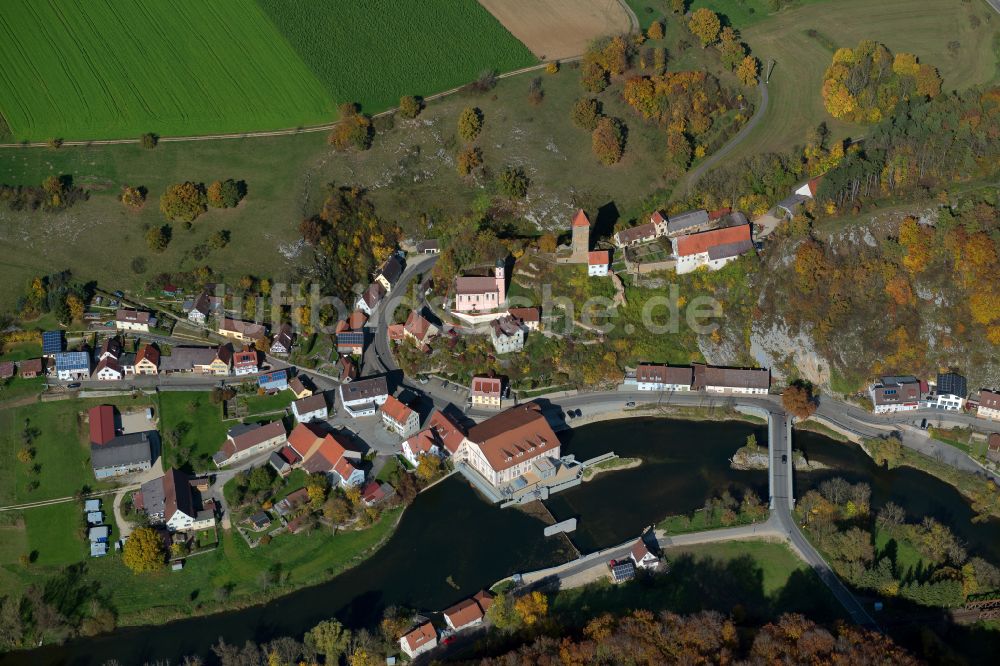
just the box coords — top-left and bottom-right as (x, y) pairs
(6, 416), (1000, 665)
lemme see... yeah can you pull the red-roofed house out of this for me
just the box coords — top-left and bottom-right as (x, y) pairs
(795, 177), (822, 198)
(288, 423), (364, 487)
(399, 622), (437, 659)
(214, 420), (286, 466)
(404, 310), (438, 348)
(401, 410), (466, 467)
(588, 250), (610, 277)
(360, 480), (391, 506)
(444, 589), (494, 631)
(470, 375), (503, 410)
(454, 402), (560, 488)
(134, 344), (160, 375)
(232, 349), (259, 376)
(630, 538), (660, 569)
(0, 361), (13, 379)
(89, 405), (116, 445)
(380, 395), (420, 438)
(672, 224), (753, 274)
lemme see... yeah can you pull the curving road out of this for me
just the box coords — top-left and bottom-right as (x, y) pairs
(672, 80), (770, 200)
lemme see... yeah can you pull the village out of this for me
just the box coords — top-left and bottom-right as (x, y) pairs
(2, 193), (1000, 663)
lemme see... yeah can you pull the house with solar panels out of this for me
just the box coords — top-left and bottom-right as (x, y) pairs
(55, 351), (90, 381)
(258, 369), (289, 392)
(336, 329), (365, 356)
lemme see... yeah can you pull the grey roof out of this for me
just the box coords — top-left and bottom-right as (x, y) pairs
(89, 526), (109, 542)
(294, 392), (328, 414)
(84, 499), (101, 512)
(936, 372), (967, 397)
(160, 346), (217, 371)
(880, 375), (919, 386)
(378, 255), (404, 286)
(139, 476), (166, 516)
(90, 431), (154, 471)
(340, 376), (388, 403)
(777, 193), (809, 213)
(707, 239), (754, 261)
(666, 209), (709, 233)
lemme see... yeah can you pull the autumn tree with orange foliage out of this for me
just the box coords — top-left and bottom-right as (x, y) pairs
(591, 116), (626, 165)
(821, 41), (941, 123)
(782, 381), (817, 419)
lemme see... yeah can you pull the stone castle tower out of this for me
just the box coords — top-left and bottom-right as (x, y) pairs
(571, 209), (590, 263)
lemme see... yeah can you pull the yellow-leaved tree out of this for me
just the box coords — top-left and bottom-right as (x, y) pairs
(688, 8), (720, 47)
(123, 526), (165, 574)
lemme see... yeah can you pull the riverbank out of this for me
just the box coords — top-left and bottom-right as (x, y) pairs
(567, 403), (768, 430)
(582, 457), (642, 481)
(115, 506), (406, 628)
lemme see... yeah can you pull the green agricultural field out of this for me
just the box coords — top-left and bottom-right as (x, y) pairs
(257, 0), (536, 114)
(733, 0), (1000, 161)
(0, 0), (332, 142)
(0, 0), (534, 142)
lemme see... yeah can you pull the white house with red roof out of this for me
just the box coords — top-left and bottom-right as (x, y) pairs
(587, 250), (611, 277)
(399, 621), (437, 659)
(401, 410), (466, 467)
(470, 374), (503, 410)
(380, 395), (420, 438)
(287, 423), (364, 487)
(672, 224), (753, 274)
(453, 402), (560, 489)
(444, 590), (494, 632)
(630, 538), (660, 569)
(232, 349), (259, 376)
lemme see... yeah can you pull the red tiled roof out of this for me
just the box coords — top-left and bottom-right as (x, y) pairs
(507, 307), (539, 322)
(18, 358), (43, 375)
(333, 456), (357, 481)
(388, 324), (405, 341)
(675, 225), (751, 257)
(588, 250), (609, 266)
(89, 405), (116, 445)
(980, 390), (1000, 410)
(455, 276), (499, 295)
(473, 589), (493, 612)
(348, 309), (368, 330)
(287, 422), (326, 454)
(220, 318), (266, 338)
(233, 350), (257, 368)
(404, 311), (433, 341)
(426, 411), (466, 454)
(571, 209), (590, 228)
(636, 364), (692, 386)
(381, 395), (414, 425)
(136, 344), (159, 366)
(650, 210), (667, 225)
(402, 622), (436, 651)
(466, 403), (559, 472)
(471, 375), (502, 397)
(708, 207), (731, 220)
(444, 597), (485, 629)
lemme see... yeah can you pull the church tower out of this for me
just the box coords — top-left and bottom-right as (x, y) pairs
(494, 259), (507, 305)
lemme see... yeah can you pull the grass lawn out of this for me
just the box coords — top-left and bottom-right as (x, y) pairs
(794, 418), (850, 443)
(25, 502), (87, 566)
(239, 391), (293, 417)
(733, 0), (1000, 162)
(552, 539), (845, 625)
(875, 527), (925, 575)
(0, 376), (44, 405)
(376, 456), (404, 483)
(658, 507), (767, 534)
(0, 395), (151, 504)
(0, 0), (333, 141)
(157, 391), (228, 471)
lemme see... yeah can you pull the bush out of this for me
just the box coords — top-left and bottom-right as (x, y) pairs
(146, 225), (171, 252)
(647, 21), (664, 40)
(545, 61), (559, 74)
(456, 145), (483, 176)
(398, 95), (423, 119)
(207, 179), (244, 208)
(160, 181), (207, 222)
(210, 230), (231, 249)
(140, 133), (158, 149)
(528, 77), (544, 106)
(457, 106), (484, 142)
(120, 185), (146, 210)
(571, 97), (602, 131)
(329, 113), (374, 151)
(591, 117), (626, 165)
(497, 166), (530, 199)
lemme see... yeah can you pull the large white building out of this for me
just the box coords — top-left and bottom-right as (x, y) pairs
(490, 315), (525, 354)
(869, 375), (924, 414)
(672, 223), (753, 274)
(380, 395), (420, 438)
(115, 308), (155, 332)
(453, 403), (560, 489)
(214, 420), (286, 467)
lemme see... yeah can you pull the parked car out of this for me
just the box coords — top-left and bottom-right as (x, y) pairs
(68, 383), (81, 389)
(781, 454), (787, 464)
(113, 290), (124, 298)
(920, 418), (928, 429)
(418, 376), (429, 384)
(626, 401), (636, 407)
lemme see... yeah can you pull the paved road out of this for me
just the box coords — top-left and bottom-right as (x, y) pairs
(672, 80), (770, 200)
